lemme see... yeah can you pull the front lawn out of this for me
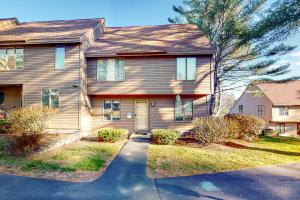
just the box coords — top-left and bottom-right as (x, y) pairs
(0, 135), (126, 182)
(148, 136), (300, 178)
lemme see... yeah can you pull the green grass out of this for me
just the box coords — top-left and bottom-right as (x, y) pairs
(0, 136), (126, 173)
(148, 136), (300, 177)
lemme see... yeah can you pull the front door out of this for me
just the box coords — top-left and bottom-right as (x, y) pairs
(297, 123), (300, 135)
(135, 101), (148, 131)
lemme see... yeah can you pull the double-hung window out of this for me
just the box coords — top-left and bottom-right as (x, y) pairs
(97, 59), (125, 81)
(176, 57), (196, 80)
(55, 46), (65, 70)
(279, 106), (289, 116)
(103, 100), (120, 121)
(257, 105), (265, 115)
(42, 89), (59, 108)
(0, 48), (24, 70)
(175, 99), (193, 122)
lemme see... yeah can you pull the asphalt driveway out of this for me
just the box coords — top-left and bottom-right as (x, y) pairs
(0, 137), (299, 200)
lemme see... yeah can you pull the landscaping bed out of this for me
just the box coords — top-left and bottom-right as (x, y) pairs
(0, 135), (127, 182)
(148, 136), (300, 178)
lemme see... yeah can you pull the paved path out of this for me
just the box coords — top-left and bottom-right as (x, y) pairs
(0, 137), (299, 200)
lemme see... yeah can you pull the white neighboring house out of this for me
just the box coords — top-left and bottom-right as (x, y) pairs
(230, 81), (300, 137)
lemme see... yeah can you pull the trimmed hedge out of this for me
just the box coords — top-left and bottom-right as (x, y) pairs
(97, 128), (128, 142)
(151, 129), (180, 145)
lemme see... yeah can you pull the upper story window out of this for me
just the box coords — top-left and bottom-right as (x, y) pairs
(175, 98), (193, 122)
(0, 91), (4, 104)
(103, 100), (120, 121)
(42, 89), (59, 108)
(97, 59), (125, 81)
(257, 105), (265, 115)
(238, 105), (243, 113)
(176, 57), (196, 80)
(279, 106), (289, 116)
(55, 46), (65, 70)
(0, 48), (24, 70)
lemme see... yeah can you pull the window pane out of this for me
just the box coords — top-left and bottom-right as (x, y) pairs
(176, 58), (186, 80)
(97, 60), (107, 81)
(184, 101), (193, 121)
(55, 46), (65, 70)
(112, 100), (120, 111)
(116, 60), (125, 81)
(15, 48), (24, 69)
(106, 59), (116, 81)
(112, 111), (120, 121)
(6, 49), (15, 70)
(0, 91), (4, 104)
(239, 105), (243, 113)
(285, 107), (289, 116)
(42, 89), (50, 107)
(187, 58), (196, 80)
(50, 89), (59, 108)
(175, 99), (183, 121)
(0, 49), (6, 70)
(103, 100), (111, 121)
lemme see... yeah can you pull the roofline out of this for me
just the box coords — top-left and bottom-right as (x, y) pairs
(85, 50), (215, 58)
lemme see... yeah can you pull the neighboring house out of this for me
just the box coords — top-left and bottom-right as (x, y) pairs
(0, 17), (215, 134)
(230, 81), (300, 137)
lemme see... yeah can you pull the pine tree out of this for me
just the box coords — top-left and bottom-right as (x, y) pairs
(169, 0), (300, 114)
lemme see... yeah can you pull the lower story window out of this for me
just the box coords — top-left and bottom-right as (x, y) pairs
(175, 99), (193, 122)
(42, 89), (59, 108)
(275, 123), (285, 134)
(103, 100), (120, 121)
(0, 91), (4, 104)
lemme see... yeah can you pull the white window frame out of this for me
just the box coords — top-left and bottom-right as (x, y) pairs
(41, 89), (60, 108)
(0, 47), (24, 71)
(103, 99), (121, 121)
(97, 59), (125, 81)
(279, 106), (289, 116)
(175, 99), (194, 122)
(176, 57), (197, 81)
(257, 105), (265, 115)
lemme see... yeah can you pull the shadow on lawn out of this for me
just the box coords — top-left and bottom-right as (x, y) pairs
(224, 141), (300, 156)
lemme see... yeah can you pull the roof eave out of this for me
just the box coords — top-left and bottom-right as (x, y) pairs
(85, 50), (215, 58)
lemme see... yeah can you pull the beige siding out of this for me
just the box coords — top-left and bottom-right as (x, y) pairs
(272, 106), (300, 122)
(269, 122), (299, 137)
(87, 56), (212, 95)
(91, 96), (209, 133)
(230, 86), (273, 126)
(0, 85), (22, 110)
(0, 44), (80, 129)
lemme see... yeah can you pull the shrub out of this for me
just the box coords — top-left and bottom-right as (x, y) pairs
(226, 114), (265, 141)
(0, 119), (10, 134)
(193, 117), (230, 145)
(97, 128), (128, 142)
(10, 134), (44, 154)
(8, 106), (57, 135)
(151, 129), (180, 145)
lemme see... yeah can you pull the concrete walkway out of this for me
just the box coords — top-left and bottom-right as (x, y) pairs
(0, 137), (299, 200)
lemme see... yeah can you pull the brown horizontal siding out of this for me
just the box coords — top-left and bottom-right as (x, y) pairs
(0, 44), (80, 129)
(91, 96), (208, 133)
(87, 56), (212, 95)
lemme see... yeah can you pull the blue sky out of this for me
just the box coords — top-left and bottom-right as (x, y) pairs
(1, 0), (300, 97)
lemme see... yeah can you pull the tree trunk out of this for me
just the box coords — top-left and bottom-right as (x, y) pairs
(209, 61), (220, 115)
